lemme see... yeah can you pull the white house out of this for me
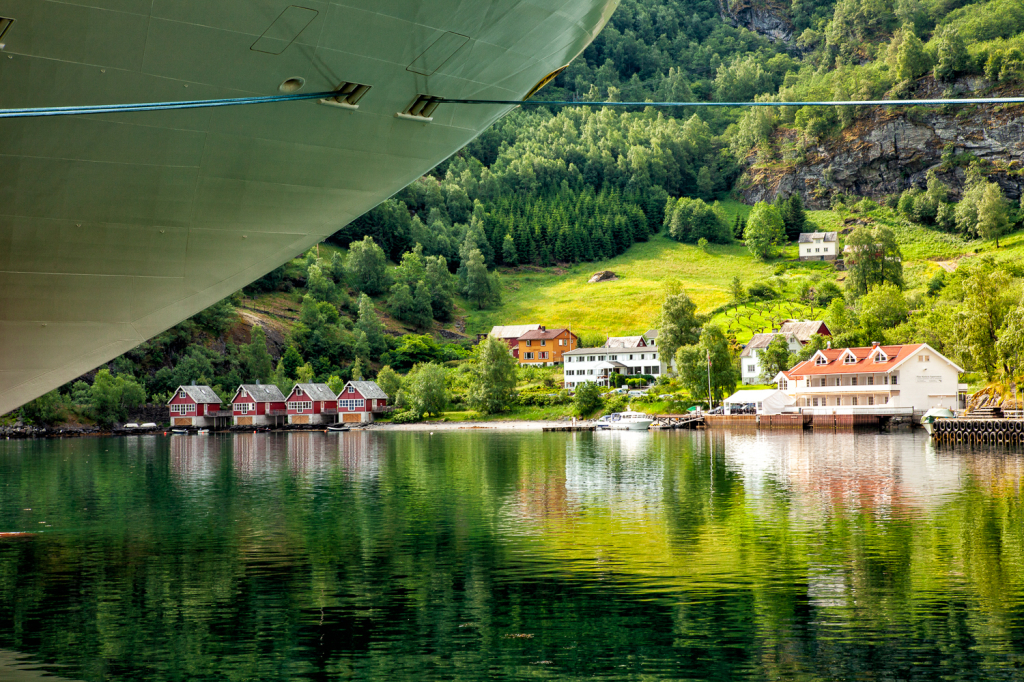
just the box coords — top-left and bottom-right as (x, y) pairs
(775, 342), (965, 415)
(563, 346), (667, 388)
(798, 232), (837, 261)
(740, 332), (803, 385)
(723, 389), (797, 415)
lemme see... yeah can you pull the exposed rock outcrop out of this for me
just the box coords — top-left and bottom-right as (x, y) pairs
(739, 79), (1024, 208)
(719, 0), (793, 43)
(589, 270), (619, 283)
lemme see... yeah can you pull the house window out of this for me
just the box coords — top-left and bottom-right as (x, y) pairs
(819, 378), (827, 387)
(526, 340), (532, 346)
(815, 356), (827, 366)
(598, 356), (605, 361)
(883, 375), (889, 385)
(296, 387), (303, 396)
(652, 354), (657, 360)
(629, 355), (634, 360)
(835, 398), (842, 406)
(851, 377), (858, 386)
(588, 370), (594, 375)
(588, 356), (596, 362)
(816, 248), (820, 253)
(238, 403), (254, 414)
(541, 340), (546, 346)
(524, 352), (534, 359)
(867, 376), (874, 385)
(640, 354), (646, 360)
(178, 390), (186, 399)
(348, 386), (355, 394)
(747, 365), (756, 373)
(651, 367), (660, 375)
(868, 397), (874, 405)
(540, 352), (549, 359)
(812, 397), (819, 406)
(844, 354), (856, 364)
(891, 375), (898, 385)
(339, 399), (365, 410)
(852, 397), (858, 406)
(288, 401), (313, 412)
(610, 356), (617, 361)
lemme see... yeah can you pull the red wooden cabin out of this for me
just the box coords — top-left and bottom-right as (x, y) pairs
(232, 384), (287, 427)
(285, 383), (338, 425)
(167, 385), (224, 428)
(338, 381), (389, 423)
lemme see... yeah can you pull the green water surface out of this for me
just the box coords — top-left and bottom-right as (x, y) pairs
(1, 430), (1023, 681)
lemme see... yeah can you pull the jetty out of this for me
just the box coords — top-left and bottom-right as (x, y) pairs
(931, 407), (1024, 445)
(542, 424), (597, 432)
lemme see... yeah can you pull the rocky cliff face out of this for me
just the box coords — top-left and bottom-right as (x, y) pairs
(718, 0), (794, 43)
(739, 79), (1024, 208)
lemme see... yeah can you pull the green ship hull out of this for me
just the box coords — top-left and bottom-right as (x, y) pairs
(0, 0), (618, 413)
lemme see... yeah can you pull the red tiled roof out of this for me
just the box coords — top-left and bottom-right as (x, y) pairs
(519, 328), (573, 340)
(786, 344), (923, 376)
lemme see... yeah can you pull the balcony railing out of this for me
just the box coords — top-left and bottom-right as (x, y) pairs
(791, 384), (898, 393)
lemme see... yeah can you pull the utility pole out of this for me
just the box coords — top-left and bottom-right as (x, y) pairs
(707, 348), (712, 413)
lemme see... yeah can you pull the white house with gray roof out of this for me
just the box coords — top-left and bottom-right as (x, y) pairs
(798, 232), (837, 261)
(563, 346), (666, 388)
(740, 332), (803, 385)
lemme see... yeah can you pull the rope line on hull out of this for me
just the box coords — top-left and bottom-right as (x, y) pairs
(2, 91), (1023, 119)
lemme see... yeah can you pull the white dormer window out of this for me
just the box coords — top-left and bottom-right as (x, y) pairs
(875, 352), (887, 362)
(179, 390), (186, 399)
(843, 354), (856, 364)
(296, 387), (303, 396)
(348, 385), (355, 394)
(815, 355), (827, 366)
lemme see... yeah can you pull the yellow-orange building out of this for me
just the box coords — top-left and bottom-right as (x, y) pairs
(517, 328), (578, 366)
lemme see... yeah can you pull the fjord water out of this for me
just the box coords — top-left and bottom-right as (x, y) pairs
(1, 431), (1023, 681)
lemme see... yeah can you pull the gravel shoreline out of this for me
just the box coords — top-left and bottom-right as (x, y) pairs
(367, 420), (572, 432)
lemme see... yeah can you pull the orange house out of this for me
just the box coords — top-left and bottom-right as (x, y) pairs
(517, 328), (578, 366)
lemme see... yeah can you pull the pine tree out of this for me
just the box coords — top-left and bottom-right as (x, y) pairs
(356, 293), (386, 355)
(243, 325), (274, 383)
(502, 233), (519, 266)
(412, 281), (434, 328)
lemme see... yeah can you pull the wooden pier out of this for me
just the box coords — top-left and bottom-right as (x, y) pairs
(931, 418), (1024, 445)
(651, 414), (705, 429)
(542, 425), (597, 432)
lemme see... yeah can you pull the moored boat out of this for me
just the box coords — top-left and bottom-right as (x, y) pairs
(595, 411), (654, 431)
(921, 407), (955, 434)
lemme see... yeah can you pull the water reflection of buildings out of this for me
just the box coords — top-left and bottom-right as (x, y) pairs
(721, 430), (964, 516)
(170, 434), (221, 481)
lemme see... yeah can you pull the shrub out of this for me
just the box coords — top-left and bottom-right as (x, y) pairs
(747, 282), (779, 300)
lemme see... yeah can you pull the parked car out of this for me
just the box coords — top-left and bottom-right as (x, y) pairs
(627, 389), (648, 397)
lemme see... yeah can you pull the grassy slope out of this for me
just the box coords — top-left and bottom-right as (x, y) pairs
(465, 201), (765, 336)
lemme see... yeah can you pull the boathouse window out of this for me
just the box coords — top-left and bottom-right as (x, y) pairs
(348, 386), (355, 394)
(179, 390), (186, 399)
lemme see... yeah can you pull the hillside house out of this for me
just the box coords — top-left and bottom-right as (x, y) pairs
(232, 384), (287, 427)
(779, 320), (831, 343)
(603, 335), (649, 348)
(643, 329), (659, 345)
(798, 232), (837, 261)
(518, 328), (578, 366)
(775, 342), (966, 415)
(740, 332), (803, 385)
(563, 346), (666, 388)
(167, 385), (226, 428)
(285, 383), (337, 425)
(487, 324), (542, 358)
(337, 381), (389, 424)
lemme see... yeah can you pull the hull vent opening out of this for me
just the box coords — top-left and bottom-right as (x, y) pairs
(0, 17), (13, 49)
(319, 82), (371, 110)
(396, 95), (441, 122)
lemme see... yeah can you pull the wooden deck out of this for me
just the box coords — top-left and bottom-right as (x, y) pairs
(542, 425), (597, 432)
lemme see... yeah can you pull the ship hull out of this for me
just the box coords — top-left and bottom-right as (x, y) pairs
(0, 0), (618, 413)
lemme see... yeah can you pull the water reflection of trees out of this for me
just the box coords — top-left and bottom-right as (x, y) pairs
(1, 433), (1023, 680)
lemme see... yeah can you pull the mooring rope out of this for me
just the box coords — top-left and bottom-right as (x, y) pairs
(1, 90), (1023, 119)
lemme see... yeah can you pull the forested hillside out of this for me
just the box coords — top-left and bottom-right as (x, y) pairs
(11, 0), (1024, 426)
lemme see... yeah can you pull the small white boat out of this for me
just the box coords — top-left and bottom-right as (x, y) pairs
(170, 428), (189, 435)
(140, 423), (158, 429)
(123, 423), (139, 429)
(327, 425), (350, 433)
(596, 411), (654, 431)
(921, 407), (955, 434)
(197, 429), (210, 435)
